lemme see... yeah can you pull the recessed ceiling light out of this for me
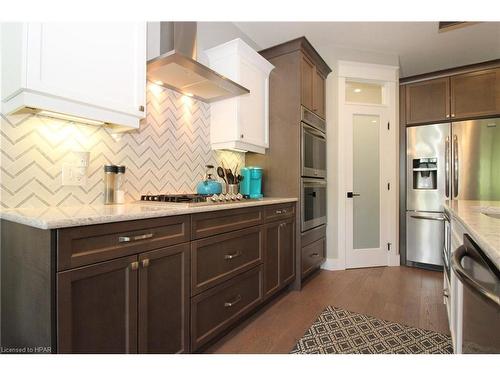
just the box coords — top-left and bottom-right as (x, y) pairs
(354, 88), (362, 93)
(371, 120), (377, 123)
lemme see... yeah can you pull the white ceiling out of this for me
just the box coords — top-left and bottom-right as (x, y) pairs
(233, 22), (500, 77)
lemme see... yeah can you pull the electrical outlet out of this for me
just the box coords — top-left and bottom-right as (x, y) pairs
(61, 151), (90, 186)
(62, 164), (87, 186)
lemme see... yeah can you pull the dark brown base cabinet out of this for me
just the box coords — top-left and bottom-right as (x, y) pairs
(1, 202), (296, 354)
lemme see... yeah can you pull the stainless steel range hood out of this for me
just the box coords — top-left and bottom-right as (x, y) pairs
(147, 22), (249, 103)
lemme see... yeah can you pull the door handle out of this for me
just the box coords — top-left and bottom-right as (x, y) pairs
(347, 192), (361, 198)
(445, 136), (450, 198)
(453, 135), (459, 198)
(410, 215), (446, 221)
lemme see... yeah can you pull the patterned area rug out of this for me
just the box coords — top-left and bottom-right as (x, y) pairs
(291, 306), (453, 354)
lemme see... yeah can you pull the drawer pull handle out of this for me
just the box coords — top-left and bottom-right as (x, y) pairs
(224, 251), (242, 260)
(224, 295), (242, 308)
(310, 252), (320, 257)
(130, 261), (139, 271)
(141, 259), (150, 268)
(119, 233), (154, 243)
(275, 210), (283, 214)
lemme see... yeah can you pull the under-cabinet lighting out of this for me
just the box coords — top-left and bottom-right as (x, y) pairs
(184, 92), (194, 97)
(154, 80), (164, 85)
(37, 110), (106, 126)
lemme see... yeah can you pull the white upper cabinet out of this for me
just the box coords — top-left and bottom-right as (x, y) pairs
(205, 39), (274, 154)
(1, 22), (146, 129)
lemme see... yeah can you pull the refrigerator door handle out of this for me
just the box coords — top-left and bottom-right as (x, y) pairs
(410, 214), (446, 222)
(453, 134), (459, 198)
(445, 136), (450, 198)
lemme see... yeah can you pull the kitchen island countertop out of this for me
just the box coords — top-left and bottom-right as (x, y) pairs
(0, 197), (298, 230)
(445, 200), (500, 269)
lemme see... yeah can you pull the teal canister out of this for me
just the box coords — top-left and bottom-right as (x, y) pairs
(240, 166), (263, 199)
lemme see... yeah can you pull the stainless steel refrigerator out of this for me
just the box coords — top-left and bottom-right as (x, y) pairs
(406, 118), (500, 267)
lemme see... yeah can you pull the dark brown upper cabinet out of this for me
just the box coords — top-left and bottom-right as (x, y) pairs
(313, 70), (326, 119)
(57, 255), (139, 354)
(301, 54), (315, 112)
(402, 61), (500, 126)
(138, 244), (190, 354)
(260, 37), (331, 120)
(451, 68), (500, 119)
(301, 53), (327, 119)
(405, 77), (450, 125)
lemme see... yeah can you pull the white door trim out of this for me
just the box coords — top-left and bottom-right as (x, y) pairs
(336, 61), (400, 270)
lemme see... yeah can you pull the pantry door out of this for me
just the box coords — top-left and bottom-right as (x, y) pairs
(344, 104), (391, 268)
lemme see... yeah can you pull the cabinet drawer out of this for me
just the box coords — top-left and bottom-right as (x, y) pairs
(263, 203), (295, 223)
(191, 206), (263, 239)
(191, 226), (263, 295)
(190, 266), (262, 351)
(57, 216), (190, 271)
(301, 237), (325, 277)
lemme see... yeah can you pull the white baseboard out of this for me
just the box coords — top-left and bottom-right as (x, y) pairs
(321, 258), (346, 271)
(388, 254), (401, 267)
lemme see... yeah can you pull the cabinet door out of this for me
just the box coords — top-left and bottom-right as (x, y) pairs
(301, 54), (315, 111)
(405, 77), (450, 125)
(57, 255), (138, 353)
(263, 222), (280, 298)
(279, 219), (296, 285)
(313, 70), (326, 119)
(451, 68), (500, 119)
(138, 243), (190, 354)
(26, 22), (146, 118)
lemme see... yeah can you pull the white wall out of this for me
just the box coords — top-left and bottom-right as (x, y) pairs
(314, 44), (399, 265)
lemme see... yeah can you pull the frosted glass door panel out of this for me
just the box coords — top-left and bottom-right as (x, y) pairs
(353, 114), (380, 249)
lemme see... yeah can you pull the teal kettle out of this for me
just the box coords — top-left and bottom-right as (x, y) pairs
(196, 165), (222, 195)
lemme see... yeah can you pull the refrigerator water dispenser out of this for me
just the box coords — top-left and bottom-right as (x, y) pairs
(412, 158), (437, 190)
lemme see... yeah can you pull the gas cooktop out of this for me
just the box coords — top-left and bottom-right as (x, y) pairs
(140, 193), (247, 205)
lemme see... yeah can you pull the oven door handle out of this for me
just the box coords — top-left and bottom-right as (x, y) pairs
(451, 245), (500, 307)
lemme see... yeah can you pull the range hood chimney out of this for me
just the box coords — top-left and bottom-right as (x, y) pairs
(147, 22), (250, 103)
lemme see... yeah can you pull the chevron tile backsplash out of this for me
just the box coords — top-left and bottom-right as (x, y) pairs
(0, 84), (245, 208)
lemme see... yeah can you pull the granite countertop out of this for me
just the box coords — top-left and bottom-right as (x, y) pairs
(444, 200), (500, 269)
(0, 197), (298, 230)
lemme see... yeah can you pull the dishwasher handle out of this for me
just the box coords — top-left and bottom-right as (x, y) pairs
(451, 243), (500, 308)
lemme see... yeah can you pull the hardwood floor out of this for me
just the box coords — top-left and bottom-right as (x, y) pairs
(204, 266), (449, 354)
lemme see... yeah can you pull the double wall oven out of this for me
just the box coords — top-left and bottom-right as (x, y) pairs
(300, 107), (327, 232)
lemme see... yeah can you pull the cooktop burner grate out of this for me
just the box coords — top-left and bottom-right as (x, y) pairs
(140, 194), (208, 203)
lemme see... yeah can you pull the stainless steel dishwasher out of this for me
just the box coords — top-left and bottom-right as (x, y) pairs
(451, 234), (500, 353)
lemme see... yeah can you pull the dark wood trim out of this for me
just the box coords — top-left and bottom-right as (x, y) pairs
(259, 36), (332, 77)
(400, 59), (500, 84)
